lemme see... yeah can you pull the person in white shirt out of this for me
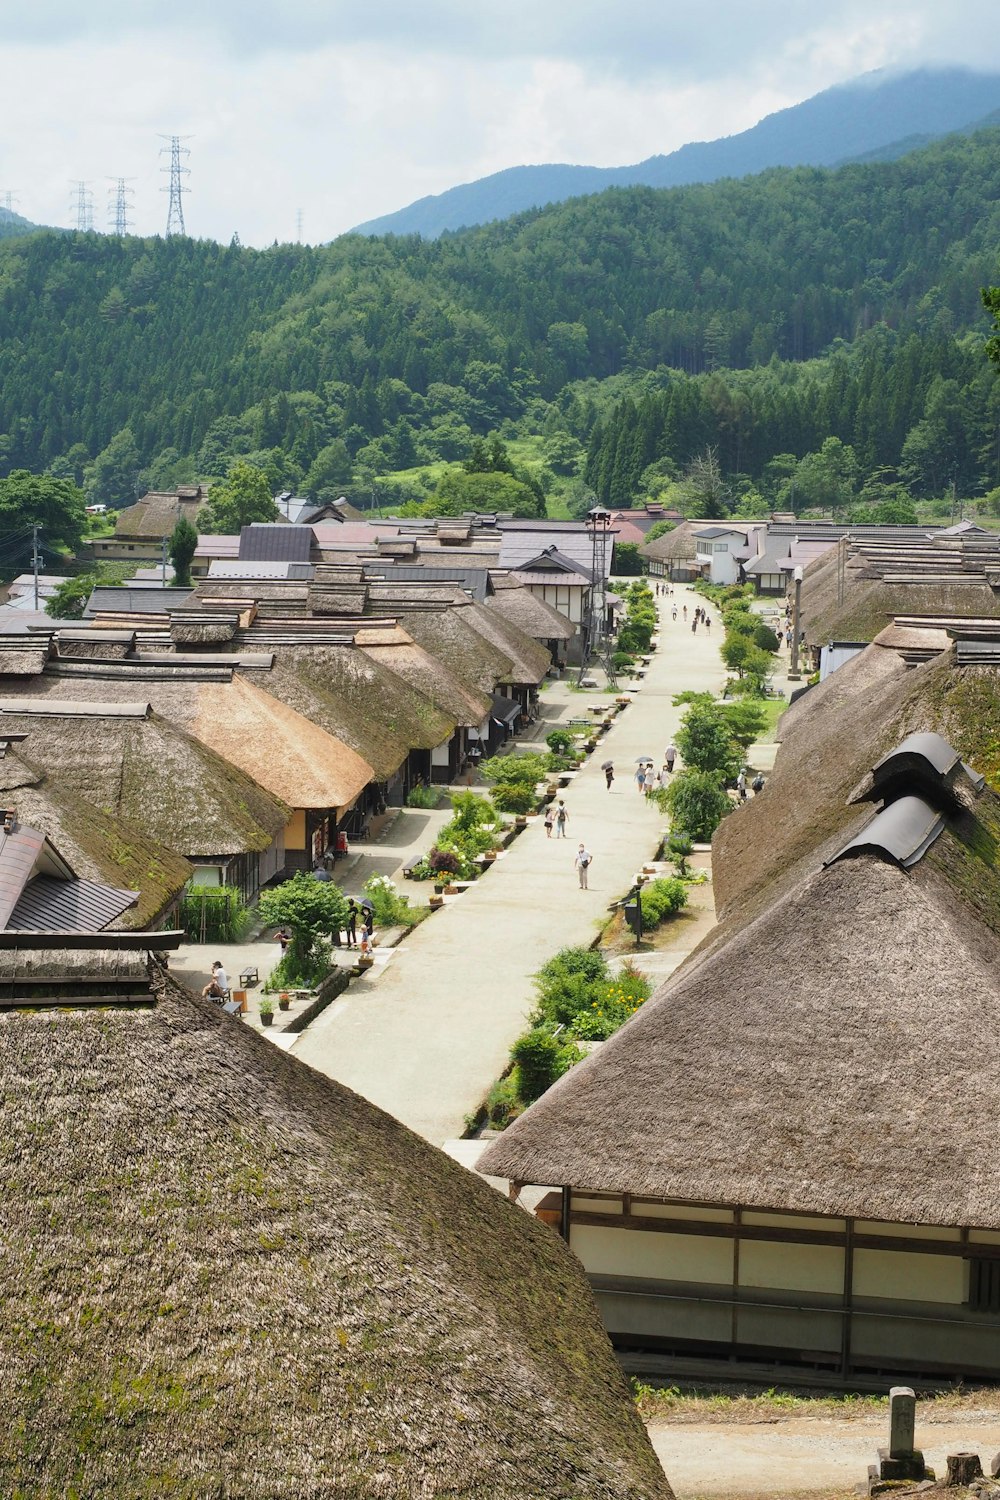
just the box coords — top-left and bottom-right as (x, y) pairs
(202, 961), (228, 1001)
(575, 844), (592, 890)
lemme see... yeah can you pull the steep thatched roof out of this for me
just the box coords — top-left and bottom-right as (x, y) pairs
(461, 600), (551, 684)
(0, 970), (672, 1499)
(114, 489), (208, 540)
(0, 704), (288, 857)
(480, 773), (1000, 1229)
(0, 746), (190, 927)
(801, 544), (1000, 645)
(243, 645), (456, 781)
(487, 578), (576, 642)
(399, 607), (522, 697)
(639, 520), (698, 564)
(356, 632), (492, 729)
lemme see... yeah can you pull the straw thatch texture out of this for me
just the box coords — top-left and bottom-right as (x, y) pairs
(639, 521), (698, 566)
(357, 635), (492, 728)
(0, 971), (672, 1499)
(0, 747), (191, 927)
(0, 705), (288, 857)
(399, 608), (520, 696)
(462, 601), (552, 684)
(801, 546), (1000, 645)
(115, 490), (208, 539)
(247, 646), (455, 780)
(487, 581), (576, 642)
(0, 649), (49, 676)
(479, 820), (1000, 1229)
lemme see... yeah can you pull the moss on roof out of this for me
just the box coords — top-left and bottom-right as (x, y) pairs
(0, 972), (672, 1498)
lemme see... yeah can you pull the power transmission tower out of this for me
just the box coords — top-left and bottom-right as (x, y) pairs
(296, 207), (303, 243)
(70, 180), (94, 232)
(0, 191), (18, 216)
(159, 135), (191, 236)
(108, 177), (135, 236)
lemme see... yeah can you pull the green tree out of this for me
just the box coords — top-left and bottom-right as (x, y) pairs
(659, 769), (731, 842)
(426, 468), (542, 518)
(201, 460), (278, 534)
(168, 516), (198, 587)
(256, 872), (348, 981)
(675, 702), (741, 780)
(679, 446), (728, 519)
(0, 469), (88, 552)
(46, 561), (138, 620)
(87, 427), (141, 509)
(613, 542), (644, 575)
(643, 519), (675, 544)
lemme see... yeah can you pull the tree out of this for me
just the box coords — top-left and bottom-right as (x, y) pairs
(848, 497), (919, 524)
(785, 437), (858, 516)
(201, 461), (278, 534)
(679, 447), (728, 519)
(675, 703), (741, 780)
(644, 520), (675, 544)
(0, 469), (88, 552)
(86, 427), (141, 509)
(305, 440), (352, 495)
(613, 542), (643, 576)
(47, 561), (138, 619)
(752, 622), (779, 652)
(168, 516), (198, 587)
(426, 468), (542, 518)
(659, 770), (731, 842)
(718, 699), (767, 749)
(256, 872), (348, 982)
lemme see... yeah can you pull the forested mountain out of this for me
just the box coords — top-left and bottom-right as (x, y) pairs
(2, 120), (1000, 514)
(353, 67), (1000, 238)
(0, 208), (46, 242)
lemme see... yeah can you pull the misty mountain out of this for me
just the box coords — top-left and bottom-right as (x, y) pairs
(352, 67), (1000, 238)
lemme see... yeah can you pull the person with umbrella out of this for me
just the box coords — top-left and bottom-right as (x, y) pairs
(344, 898), (359, 948)
(603, 760), (614, 791)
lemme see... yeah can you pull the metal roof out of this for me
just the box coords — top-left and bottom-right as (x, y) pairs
(8, 874), (139, 931)
(208, 560), (315, 580)
(824, 796), (945, 871)
(238, 525), (313, 563)
(363, 565), (490, 602)
(85, 587), (194, 618)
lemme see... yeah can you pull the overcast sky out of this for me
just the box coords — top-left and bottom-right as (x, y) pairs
(1, 0), (997, 246)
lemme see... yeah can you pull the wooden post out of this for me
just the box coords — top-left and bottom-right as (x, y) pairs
(945, 1453), (983, 1487)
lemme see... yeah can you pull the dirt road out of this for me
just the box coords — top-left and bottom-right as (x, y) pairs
(648, 1413), (1000, 1498)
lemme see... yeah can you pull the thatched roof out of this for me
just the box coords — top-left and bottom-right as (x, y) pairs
(114, 489), (208, 540)
(0, 970), (672, 1499)
(399, 607), (524, 697)
(357, 632), (492, 729)
(801, 544), (1000, 645)
(0, 703), (288, 857)
(460, 600), (551, 684)
(639, 520), (699, 563)
(0, 746), (190, 927)
(479, 772), (1000, 1229)
(487, 578), (577, 642)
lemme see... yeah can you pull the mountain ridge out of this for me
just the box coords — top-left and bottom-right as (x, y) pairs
(352, 66), (1000, 238)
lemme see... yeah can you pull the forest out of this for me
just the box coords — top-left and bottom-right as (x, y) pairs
(2, 120), (1000, 517)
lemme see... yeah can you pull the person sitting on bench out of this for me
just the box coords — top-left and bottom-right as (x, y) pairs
(202, 961), (228, 1002)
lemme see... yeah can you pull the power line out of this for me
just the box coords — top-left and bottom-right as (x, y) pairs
(70, 180), (94, 232)
(107, 177), (135, 236)
(159, 134), (191, 236)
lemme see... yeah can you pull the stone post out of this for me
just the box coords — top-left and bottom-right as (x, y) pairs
(888, 1386), (916, 1459)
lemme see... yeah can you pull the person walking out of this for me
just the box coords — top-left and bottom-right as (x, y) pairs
(665, 744), (677, 773)
(671, 604), (677, 621)
(704, 614), (711, 632)
(543, 805), (554, 838)
(683, 604), (688, 621)
(345, 898), (358, 948)
(554, 799), (568, 838)
(575, 843), (592, 889)
(736, 767), (747, 800)
(604, 764), (614, 791)
(635, 765), (647, 794)
(691, 617), (697, 633)
(752, 772), (765, 796)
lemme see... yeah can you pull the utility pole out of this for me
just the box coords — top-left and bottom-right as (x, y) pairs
(108, 177), (135, 236)
(70, 180), (94, 232)
(0, 190), (18, 216)
(296, 207), (303, 243)
(789, 565), (804, 680)
(31, 526), (42, 611)
(159, 135), (191, 236)
(161, 534), (169, 587)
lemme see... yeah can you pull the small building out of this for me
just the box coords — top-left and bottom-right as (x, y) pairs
(692, 524), (762, 586)
(89, 486), (210, 567)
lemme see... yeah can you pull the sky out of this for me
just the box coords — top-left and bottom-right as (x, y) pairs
(0, 0), (997, 247)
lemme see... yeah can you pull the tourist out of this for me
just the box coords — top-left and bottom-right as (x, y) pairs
(275, 928), (290, 955)
(635, 764), (647, 794)
(605, 764), (614, 791)
(202, 960), (228, 1002)
(664, 744), (677, 773)
(554, 800), (568, 838)
(671, 605), (677, 621)
(312, 860), (331, 882)
(575, 843), (592, 890)
(543, 805), (554, 838)
(345, 899), (358, 948)
(752, 772), (765, 795)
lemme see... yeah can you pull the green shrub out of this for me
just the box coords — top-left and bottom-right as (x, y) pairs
(179, 884), (252, 943)
(568, 961), (652, 1040)
(613, 650), (636, 672)
(510, 1029), (570, 1103)
(639, 877), (688, 928)
(664, 832), (694, 875)
(491, 782), (537, 814)
(675, 702), (742, 780)
(257, 873), (348, 985)
(405, 783), (440, 809)
(753, 623), (779, 652)
(545, 729), (573, 755)
(658, 769), (732, 842)
(362, 874), (420, 927)
(485, 1073), (523, 1130)
(534, 947), (611, 1026)
(480, 751), (548, 786)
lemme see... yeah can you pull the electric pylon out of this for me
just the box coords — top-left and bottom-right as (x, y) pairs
(108, 177), (135, 236)
(70, 181), (94, 232)
(0, 191), (18, 216)
(159, 135), (191, 236)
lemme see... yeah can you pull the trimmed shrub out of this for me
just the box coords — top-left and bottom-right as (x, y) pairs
(510, 1029), (569, 1103)
(490, 782), (537, 814)
(659, 769), (732, 842)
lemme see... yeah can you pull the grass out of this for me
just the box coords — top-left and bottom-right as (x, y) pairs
(752, 697), (787, 744)
(632, 1379), (1000, 1425)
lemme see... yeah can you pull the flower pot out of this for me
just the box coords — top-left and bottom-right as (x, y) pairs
(429, 895), (443, 909)
(515, 815), (527, 827)
(278, 996), (290, 1011)
(357, 956), (374, 970)
(444, 884), (459, 896)
(260, 1011), (274, 1027)
(433, 882), (445, 895)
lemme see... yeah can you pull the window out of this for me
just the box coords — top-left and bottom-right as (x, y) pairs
(967, 1257), (1000, 1311)
(713, 541), (729, 553)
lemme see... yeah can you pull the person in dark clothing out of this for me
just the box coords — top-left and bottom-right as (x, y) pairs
(605, 764), (614, 790)
(345, 899), (358, 948)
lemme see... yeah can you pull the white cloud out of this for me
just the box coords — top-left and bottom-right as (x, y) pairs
(0, 2), (998, 244)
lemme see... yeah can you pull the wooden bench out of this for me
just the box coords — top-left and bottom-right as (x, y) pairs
(239, 966), (259, 988)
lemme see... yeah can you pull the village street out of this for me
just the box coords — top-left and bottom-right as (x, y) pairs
(293, 584), (729, 1145)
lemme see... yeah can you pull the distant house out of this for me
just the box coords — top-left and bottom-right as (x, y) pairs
(691, 524), (763, 586)
(90, 486), (210, 567)
(481, 734), (1000, 1382)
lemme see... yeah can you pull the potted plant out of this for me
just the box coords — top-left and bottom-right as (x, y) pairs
(259, 998), (275, 1027)
(278, 992), (291, 1011)
(429, 893), (444, 910)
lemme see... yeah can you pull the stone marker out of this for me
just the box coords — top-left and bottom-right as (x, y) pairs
(889, 1386), (917, 1459)
(870, 1386), (927, 1489)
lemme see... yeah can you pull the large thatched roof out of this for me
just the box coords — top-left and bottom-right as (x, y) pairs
(356, 631), (492, 729)
(0, 970), (671, 1498)
(487, 578), (576, 642)
(0, 746), (191, 926)
(639, 520), (698, 564)
(0, 703), (288, 857)
(398, 607), (523, 696)
(801, 543), (1000, 645)
(479, 768), (1000, 1229)
(461, 600), (552, 684)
